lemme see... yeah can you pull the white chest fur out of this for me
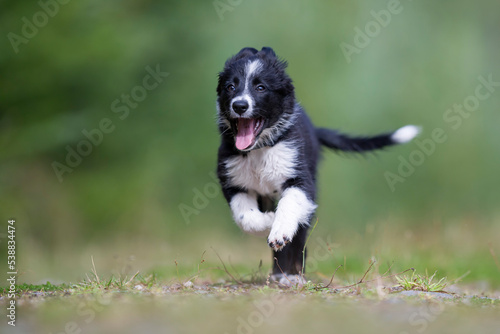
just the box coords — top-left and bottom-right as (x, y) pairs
(225, 141), (298, 196)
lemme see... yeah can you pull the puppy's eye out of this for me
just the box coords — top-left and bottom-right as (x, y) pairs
(226, 84), (236, 92)
(256, 85), (266, 92)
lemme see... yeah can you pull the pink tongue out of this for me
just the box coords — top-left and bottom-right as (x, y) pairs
(235, 118), (256, 150)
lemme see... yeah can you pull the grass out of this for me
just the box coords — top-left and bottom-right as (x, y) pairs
(395, 270), (461, 292)
(1, 282), (68, 294)
(1, 268), (499, 334)
(0, 253), (487, 297)
(2, 264), (497, 300)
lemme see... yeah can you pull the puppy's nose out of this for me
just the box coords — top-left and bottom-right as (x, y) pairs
(232, 100), (249, 115)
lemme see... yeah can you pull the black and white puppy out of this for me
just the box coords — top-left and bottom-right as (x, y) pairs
(216, 47), (419, 285)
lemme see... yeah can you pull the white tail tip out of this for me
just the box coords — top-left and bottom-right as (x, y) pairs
(391, 125), (421, 144)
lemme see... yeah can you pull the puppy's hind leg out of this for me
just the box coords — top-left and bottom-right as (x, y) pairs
(271, 225), (309, 286)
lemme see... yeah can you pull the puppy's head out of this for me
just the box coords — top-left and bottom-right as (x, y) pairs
(217, 47), (295, 151)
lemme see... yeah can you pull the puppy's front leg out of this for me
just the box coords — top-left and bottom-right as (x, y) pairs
(267, 187), (317, 251)
(230, 191), (274, 236)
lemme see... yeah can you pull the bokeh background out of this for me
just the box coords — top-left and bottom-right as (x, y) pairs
(1, 0), (499, 286)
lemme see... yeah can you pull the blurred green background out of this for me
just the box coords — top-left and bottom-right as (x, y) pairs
(1, 0), (499, 285)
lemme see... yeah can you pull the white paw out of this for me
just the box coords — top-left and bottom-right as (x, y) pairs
(266, 187), (316, 251)
(255, 211), (275, 235)
(238, 211), (275, 237)
(267, 223), (296, 251)
(230, 193), (276, 236)
(270, 274), (306, 287)
(262, 211), (275, 228)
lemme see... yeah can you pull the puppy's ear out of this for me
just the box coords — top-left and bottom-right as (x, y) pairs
(223, 47), (258, 69)
(259, 47), (277, 58)
(233, 47), (259, 60)
(259, 47), (288, 71)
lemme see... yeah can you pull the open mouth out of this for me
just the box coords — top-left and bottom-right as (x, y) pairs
(232, 117), (265, 151)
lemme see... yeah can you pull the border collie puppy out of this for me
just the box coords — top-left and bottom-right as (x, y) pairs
(216, 47), (419, 285)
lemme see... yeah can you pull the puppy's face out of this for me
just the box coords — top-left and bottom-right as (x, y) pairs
(217, 47), (295, 151)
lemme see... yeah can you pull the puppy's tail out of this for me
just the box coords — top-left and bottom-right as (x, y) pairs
(316, 125), (420, 153)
